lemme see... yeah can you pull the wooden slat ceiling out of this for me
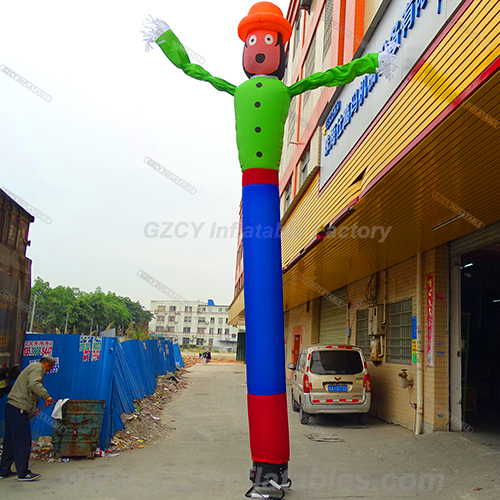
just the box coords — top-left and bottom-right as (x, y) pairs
(283, 64), (500, 311)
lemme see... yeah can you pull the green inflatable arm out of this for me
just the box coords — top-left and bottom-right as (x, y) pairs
(288, 53), (379, 97)
(142, 18), (236, 96)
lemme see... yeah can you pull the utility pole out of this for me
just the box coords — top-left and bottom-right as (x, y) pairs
(29, 293), (38, 332)
(64, 306), (70, 334)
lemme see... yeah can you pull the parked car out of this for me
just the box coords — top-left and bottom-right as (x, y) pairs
(287, 344), (371, 425)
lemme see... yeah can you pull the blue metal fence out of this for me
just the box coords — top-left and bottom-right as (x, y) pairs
(0, 335), (180, 450)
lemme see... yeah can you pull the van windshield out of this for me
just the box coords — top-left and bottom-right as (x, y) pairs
(310, 350), (363, 375)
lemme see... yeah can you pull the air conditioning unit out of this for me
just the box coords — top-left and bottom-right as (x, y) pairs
(368, 305), (383, 337)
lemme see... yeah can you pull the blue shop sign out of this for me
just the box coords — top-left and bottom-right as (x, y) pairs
(324, 0), (439, 157)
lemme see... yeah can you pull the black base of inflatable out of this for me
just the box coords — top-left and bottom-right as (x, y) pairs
(246, 462), (291, 498)
(249, 461), (288, 487)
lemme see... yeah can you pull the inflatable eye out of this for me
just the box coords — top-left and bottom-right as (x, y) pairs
(265, 34), (274, 45)
(248, 34), (257, 46)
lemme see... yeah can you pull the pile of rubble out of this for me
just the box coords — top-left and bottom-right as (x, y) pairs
(104, 370), (190, 453)
(30, 436), (56, 461)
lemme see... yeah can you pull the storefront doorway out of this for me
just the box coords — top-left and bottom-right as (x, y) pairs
(450, 223), (500, 441)
(460, 244), (500, 437)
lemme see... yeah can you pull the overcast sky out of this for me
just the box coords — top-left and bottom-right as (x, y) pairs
(1, 0), (290, 309)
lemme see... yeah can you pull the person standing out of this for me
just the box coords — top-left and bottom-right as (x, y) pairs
(0, 356), (55, 481)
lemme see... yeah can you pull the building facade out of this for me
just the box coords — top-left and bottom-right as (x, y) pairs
(230, 0), (500, 436)
(150, 299), (240, 352)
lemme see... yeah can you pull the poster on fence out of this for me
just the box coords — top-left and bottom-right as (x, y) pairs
(23, 341), (53, 357)
(79, 335), (93, 362)
(91, 337), (102, 362)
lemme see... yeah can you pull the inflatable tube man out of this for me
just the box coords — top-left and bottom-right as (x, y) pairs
(142, 3), (396, 496)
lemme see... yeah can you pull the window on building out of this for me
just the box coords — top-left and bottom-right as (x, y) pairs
(218, 317), (223, 324)
(182, 337), (190, 345)
(323, 0), (333, 62)
(196, 338), (204, 346)
(356, 309), (370, 359)
(158, 306), (165, 312)
(169, 306), (176, 312)
(303, 34), (317, 109)
(218, 308), (222, 311)
(199, 317), (205, 323)
(168, 316), (175, 322)
(225, 329), (229, 334)
(386, 299), (413, 364)
(232, 334), (237, 339)
(184, 316), (191, 322)
(225, 318), (228, 324)
(210, 318), (215, 323)
(155, 326), (164, 332)
(157, 316), (165, 322)
(293, 10), (301, 59)
(217, 328), (222, 334)
(300, 147), (310, 187)
(225, 308), (228, 312)
(183, 327), (191, 333)
(202, 307), (206, 311)
(185, 306), (192, 312)
(197, 328), (205, 334)
(284, 180), (292, 211)
(167, 327), (174, 333)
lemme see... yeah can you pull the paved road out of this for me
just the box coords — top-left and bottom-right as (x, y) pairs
(1, 363), (499, 499)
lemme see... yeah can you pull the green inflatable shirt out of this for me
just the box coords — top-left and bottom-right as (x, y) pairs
(156, 29), (379, 172)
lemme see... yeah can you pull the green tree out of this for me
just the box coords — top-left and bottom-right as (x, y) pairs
(29, 277), (152, 335)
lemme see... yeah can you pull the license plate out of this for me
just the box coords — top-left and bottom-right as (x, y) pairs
(328, 385), (347, 392)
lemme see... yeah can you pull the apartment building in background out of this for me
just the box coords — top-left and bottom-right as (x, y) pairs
(150, 299), (240, 352)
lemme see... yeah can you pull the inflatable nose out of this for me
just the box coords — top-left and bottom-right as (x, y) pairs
(255, 53), (266, 63)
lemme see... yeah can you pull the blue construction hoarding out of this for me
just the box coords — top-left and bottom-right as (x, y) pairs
(0, 334), (180, 450)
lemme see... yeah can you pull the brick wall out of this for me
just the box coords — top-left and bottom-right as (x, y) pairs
(347, 246), (450, 432)
(284, 245), (451, 433)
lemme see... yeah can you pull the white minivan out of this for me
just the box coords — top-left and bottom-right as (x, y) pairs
(288, 344), (371, 425)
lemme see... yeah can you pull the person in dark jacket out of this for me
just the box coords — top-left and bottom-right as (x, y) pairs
(0, 356), (55, 481)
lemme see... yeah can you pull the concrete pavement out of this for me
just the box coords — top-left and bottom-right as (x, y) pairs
(1, 363), (499, 499)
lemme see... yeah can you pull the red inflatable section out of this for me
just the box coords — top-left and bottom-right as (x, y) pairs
(247, 392), (290, 464)
(242, 168), (279, 186)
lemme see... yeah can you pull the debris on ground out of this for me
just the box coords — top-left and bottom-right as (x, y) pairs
(305, 433), (345, 443)
(30, 436), (55, 461)
(182, 352), (241, 367)
(16, 370), (190, 461)
(105, 370), (190, 454)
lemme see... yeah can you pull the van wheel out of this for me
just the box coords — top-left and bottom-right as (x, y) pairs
(299, 406), (310, 425)
(358, 413), (369, 425)
(292, 394), (300, 413)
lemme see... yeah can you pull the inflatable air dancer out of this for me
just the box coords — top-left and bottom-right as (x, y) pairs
(141, 3), (396, 498)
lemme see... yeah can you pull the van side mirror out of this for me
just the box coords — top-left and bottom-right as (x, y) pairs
(287, 363), (296, 370)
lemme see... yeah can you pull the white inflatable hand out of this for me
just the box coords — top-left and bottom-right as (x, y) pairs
(141, 15), (170, 52)
(377, 40), (400, 81)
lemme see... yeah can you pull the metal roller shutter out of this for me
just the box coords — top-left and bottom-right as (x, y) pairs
(319, 286), (347, 344)
(450, 221), (500, 257)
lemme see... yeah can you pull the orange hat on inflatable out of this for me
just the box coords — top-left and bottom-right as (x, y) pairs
(238, 2), (293, 43)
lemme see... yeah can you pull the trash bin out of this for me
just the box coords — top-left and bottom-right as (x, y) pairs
(52, 400), (105, 459)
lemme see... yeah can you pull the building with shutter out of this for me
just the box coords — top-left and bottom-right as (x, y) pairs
(229, 0), (500, 436)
